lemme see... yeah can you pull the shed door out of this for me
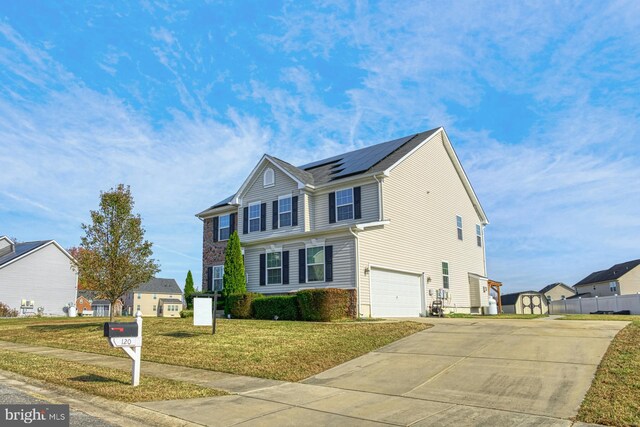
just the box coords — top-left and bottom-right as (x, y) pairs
(521, 294), (543, 314)
(370, 268), (422, 317)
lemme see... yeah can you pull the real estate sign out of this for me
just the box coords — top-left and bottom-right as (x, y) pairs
(193, 297), (213, 326)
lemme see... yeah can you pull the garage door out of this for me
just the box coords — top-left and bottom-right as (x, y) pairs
(370, 268), (422, 317)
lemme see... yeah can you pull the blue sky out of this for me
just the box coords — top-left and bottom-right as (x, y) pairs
(1, 1), (639, 292)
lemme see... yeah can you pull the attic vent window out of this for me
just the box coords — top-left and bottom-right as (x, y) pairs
(263, 168), (275, 187)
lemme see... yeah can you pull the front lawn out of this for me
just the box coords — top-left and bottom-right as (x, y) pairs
(0, 317), (428, 382)
(0, 349), (225, 402)
(561, 316), (639, 426)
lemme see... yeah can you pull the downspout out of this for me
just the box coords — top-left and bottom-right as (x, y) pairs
(348, 226), (361, 318)
(373, 175), (383, 221)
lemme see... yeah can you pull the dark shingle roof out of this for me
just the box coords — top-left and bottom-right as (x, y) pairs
(134, 278), (182, 294)
(539, 282), (575, 295)
(500, 291), (541, 306)
(0, 240), (51, 267)
(574, 259), (640, 287)
(199, 128), (442, 215)
(77, 290), (98, 301)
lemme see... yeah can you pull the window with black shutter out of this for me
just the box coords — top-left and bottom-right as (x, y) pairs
(282, 251), (289, 284)
(292, 196), (298, 226)
(298, 248), (306, 283)
(212, 216), (219, 242)
(259, 254), (266, 286)
(328, 192), (336, 223)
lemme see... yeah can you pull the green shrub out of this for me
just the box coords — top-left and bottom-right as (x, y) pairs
(0, 302), (18, 317)
(253, 295), (299, 320)
(297, 288), (356, 321)
(226, 293), (263, 318)
(180, 309), (193, 318)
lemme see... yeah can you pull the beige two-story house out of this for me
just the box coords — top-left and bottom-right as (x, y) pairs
(539, 282), (575, 302)
(196, 127), (490, 317)
(573, 259), (640, 297)
(122, 278), (183, 317)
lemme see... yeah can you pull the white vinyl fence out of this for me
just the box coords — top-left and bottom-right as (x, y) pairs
(549, 293), (640, 315)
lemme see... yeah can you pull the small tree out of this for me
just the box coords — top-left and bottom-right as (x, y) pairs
(223, 231), (246, 305)
(76, 184), (160, 321)
(184, 270), (196, 309)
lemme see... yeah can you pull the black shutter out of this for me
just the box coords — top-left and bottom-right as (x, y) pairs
(282, 251), (289, 285)
(259, 254), (266, 286)
(260, 203), (267, 231)
(243, 207), (248, 234)
(298, 248), (306, 283)
(207, 267), (213, 292)
(325, 245), (333, 282)
(354, 186), (362, 220)
(212, 217), (219, 242)
(292, 196), (298, 226)
(229, 213), (236, 235)
(329, 192), (336, 223)
(272, 200), (279, 230)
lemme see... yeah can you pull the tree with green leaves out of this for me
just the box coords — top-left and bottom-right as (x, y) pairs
(76, 184), (160, 321)
(184, 270), (196, 309)
(223, 231), (246, 303)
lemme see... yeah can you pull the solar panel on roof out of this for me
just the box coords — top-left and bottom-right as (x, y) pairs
(299, 134), (417, 181)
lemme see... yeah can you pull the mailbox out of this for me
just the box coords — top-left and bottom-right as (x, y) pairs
(103, 322), (138, 338)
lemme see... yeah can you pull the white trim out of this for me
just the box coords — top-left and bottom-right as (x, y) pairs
(218, 213), (231, 241)
(383, 128), (489, 225)
(368, 264), (423, 276)
(266, 250), (283, 285)
(0, 240), (77, 270)
(234, 155), (308, 204)
(355, 220), (390, 231)
(248, 201), (261, 233)
(263, 167), (275, 187)
(305, 244), (326, 283)
(456, 214), (463, 241)
(335, 187), (354, 222)
(278, 194), (293, 228)
(441, 260), (450, 289)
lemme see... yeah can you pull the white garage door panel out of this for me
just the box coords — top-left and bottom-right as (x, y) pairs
(370, 268), (422, 317)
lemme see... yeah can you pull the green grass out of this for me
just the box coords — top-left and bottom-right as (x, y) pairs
(558, 314), (640, 322)
(575, 320), (640, 426)
(446, 313), (548, 319)
(0, 317), (428, 382)
(0, 349), (225, 402)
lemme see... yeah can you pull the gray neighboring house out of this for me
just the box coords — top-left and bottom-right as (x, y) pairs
(574, 259), (640, 297)
(197, 127), (490, 317)
(0, 236), (77, 316)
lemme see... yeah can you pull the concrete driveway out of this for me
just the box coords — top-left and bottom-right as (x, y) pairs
(138, 317), (627, 426)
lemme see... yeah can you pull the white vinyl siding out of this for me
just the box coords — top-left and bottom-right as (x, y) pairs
(0, 243), (77, 316)
(313, 182), (378, 229)
(357, 131), (487, 316)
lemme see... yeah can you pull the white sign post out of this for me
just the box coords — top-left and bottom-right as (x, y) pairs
(104, 311), (143, 386)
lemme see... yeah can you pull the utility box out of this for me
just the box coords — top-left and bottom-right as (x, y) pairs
(103, 322), (138, 338)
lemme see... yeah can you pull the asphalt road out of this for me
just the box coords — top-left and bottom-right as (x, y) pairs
(0, 381), (116, 427)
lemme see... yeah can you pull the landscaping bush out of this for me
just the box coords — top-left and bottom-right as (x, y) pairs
(253, 295), (299, 320)
(180, 309), (193, 318)
(0, 302), (18, 317)
(226, 293), (263, 318)
(297, 288), (356, 321)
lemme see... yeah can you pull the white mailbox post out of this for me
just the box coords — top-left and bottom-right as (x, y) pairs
(103, 311), (143, 386)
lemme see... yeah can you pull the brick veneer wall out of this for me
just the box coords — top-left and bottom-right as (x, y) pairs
(201, 216), (236, 291)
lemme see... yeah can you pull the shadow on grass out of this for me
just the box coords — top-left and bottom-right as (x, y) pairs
(161, 331), (200, 338)
(70, 374), (127, 385)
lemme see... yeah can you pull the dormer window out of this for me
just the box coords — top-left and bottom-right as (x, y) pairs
(263, 168), (275, 187)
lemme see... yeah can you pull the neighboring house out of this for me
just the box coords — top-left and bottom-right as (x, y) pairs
(0, 236), (77, 316)
(196, 127), (490, 317)
(76, 290), (123, 317)
(122, 278), (183, 317)
(539, 282), (575, 302)
(501, 291), (548, 315)
(574, 259), (640, 297)
(158, 299), (183, 318)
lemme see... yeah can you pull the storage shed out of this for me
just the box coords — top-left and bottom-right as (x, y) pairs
(501, 291), (548, 314)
